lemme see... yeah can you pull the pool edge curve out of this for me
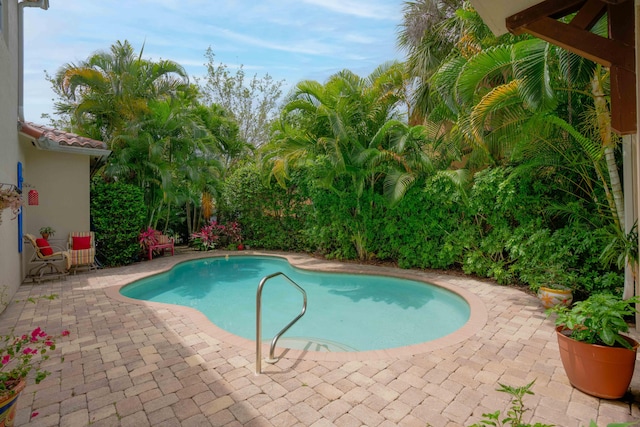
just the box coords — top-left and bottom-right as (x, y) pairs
(106, 251), (488, 362)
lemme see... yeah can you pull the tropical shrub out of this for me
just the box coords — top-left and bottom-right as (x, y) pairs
(218, 164), (311, 251)
(91, 181), (146, 266)
(190, 220), (228, 251)
(190, 220), (243, 251)
(138, 227), (164, 258)
(375, 175), (468, 269)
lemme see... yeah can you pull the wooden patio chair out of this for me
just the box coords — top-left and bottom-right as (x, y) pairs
(23, 233), (69, 283)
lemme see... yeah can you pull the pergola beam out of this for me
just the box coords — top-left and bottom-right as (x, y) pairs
(506, 0), (586, 34)
(570, 0), (606, 30)
(506, 0), (636, 134)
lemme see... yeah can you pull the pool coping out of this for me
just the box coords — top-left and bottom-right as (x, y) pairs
(105, 251), (488, 362)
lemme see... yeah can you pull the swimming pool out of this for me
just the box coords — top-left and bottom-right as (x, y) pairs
(120, 255), (471, 352)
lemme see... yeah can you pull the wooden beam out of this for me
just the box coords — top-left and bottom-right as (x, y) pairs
(569, 0), (606, 30)
(608, 0), (636, 134)
(504, 0), (636, 135)
(609, 0), (634, 42)
(506, 0), (586, 35)
(611, 67), (636, 134)
(523, 16), (635, 72)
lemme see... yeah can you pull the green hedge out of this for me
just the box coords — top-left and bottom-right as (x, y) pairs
(218, 164), (312, 251)
(220, 163), (622, 296)
(91, 181), (146, 266)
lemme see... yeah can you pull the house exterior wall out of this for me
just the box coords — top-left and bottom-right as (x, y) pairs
(0, 2), (96, 312)
(19, 143), (91, 274)
(0, 0), (23, 308)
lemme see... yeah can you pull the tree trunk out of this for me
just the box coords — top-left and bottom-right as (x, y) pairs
(186, 201), (192, 235)
(591, 71), (624, 229)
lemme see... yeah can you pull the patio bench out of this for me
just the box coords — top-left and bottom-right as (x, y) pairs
(148, 234), (174, 260)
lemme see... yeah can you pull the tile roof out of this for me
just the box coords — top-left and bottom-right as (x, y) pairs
(18, 121), (108, 151)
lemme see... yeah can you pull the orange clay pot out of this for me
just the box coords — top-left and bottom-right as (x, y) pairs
(556, 326), (638, 399)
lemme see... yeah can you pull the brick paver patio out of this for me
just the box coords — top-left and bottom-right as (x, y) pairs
(2, 250), (639, 426)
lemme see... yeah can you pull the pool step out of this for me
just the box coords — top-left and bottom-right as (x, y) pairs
(277, 336), (358, 352)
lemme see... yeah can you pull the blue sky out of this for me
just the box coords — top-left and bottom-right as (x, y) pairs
(22, 0), (407, 123)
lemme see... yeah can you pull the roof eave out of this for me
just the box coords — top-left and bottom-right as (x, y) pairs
(29, 135), (112, 157)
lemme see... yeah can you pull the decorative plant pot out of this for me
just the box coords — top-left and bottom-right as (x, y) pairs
(537, 286), (573, 308)
(0, 379), (26, 427)
(556, 326), (638, 399)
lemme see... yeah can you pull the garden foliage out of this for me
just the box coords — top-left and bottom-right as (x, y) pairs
(91, 181), (146, 266)
(222, 161), (624, 296)
(218, 164), (312, 251)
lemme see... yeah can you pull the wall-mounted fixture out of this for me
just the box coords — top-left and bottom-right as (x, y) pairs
(28, 189), (38, 205)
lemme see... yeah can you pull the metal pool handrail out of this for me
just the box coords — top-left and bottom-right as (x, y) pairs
(256, 272), (307, 375)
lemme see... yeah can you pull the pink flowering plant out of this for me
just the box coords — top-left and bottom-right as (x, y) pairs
(0, 327), (70, 397)
(190, 220), (226, 250)
(190, 220), (243, 251)
(224, 222), (242, 245)
(138, 227), (160, 252)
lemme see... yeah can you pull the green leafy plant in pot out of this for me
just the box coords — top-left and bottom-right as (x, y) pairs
(548, 293), (640, 399)
(38, 226), (55, 240)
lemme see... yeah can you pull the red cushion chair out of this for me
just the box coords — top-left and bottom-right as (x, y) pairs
(35, 238), (54, 256)
(67, 232), (97, 274)
(72, 236), (92, 250)
(24, 234), (69, 283)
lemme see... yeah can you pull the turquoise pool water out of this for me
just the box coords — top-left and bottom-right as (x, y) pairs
(120, 256), (470, 352)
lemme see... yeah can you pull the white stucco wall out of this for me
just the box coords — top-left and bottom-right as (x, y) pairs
(0, 1), (23, 309)
(0, 1), (94, 312)
(19, 142), (91, 275)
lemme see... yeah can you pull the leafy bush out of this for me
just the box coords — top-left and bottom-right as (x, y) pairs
(218, 163), (311, 251)
(215, 160), (624, 297)
(91, 181), (146, 266)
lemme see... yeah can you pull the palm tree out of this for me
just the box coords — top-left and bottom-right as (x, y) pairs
(267, 63), (411, 197)
(53, 40), (189, 146)
(444, 32), (625, 230)
(398, 0), (505, 124)
(264, 63), (433, 258)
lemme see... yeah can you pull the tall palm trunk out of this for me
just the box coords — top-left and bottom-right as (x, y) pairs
(591, 70), (624, 229)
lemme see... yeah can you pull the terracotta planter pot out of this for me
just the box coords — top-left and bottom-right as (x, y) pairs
(537, 287), (573, 308)
(0, 379), (26, 427)
(556, 326), (638, 399)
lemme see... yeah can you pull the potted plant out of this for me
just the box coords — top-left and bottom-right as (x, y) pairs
(528, 266), (576, 309)
(536, 267), (576, 309)
(38, 226), (55, 240)
(0, 326), (70, 424)
(548, 293), (640, 399)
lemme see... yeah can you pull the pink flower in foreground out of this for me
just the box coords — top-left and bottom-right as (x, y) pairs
(30, 327), (43, 340)
(31, 412), (39, 418)
(61, 330), (70, 337)
(1, 355), (10, 365)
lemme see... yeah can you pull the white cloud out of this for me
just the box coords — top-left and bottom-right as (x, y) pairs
(301, 0), (401, 20)
(20, 0), (405, 122)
